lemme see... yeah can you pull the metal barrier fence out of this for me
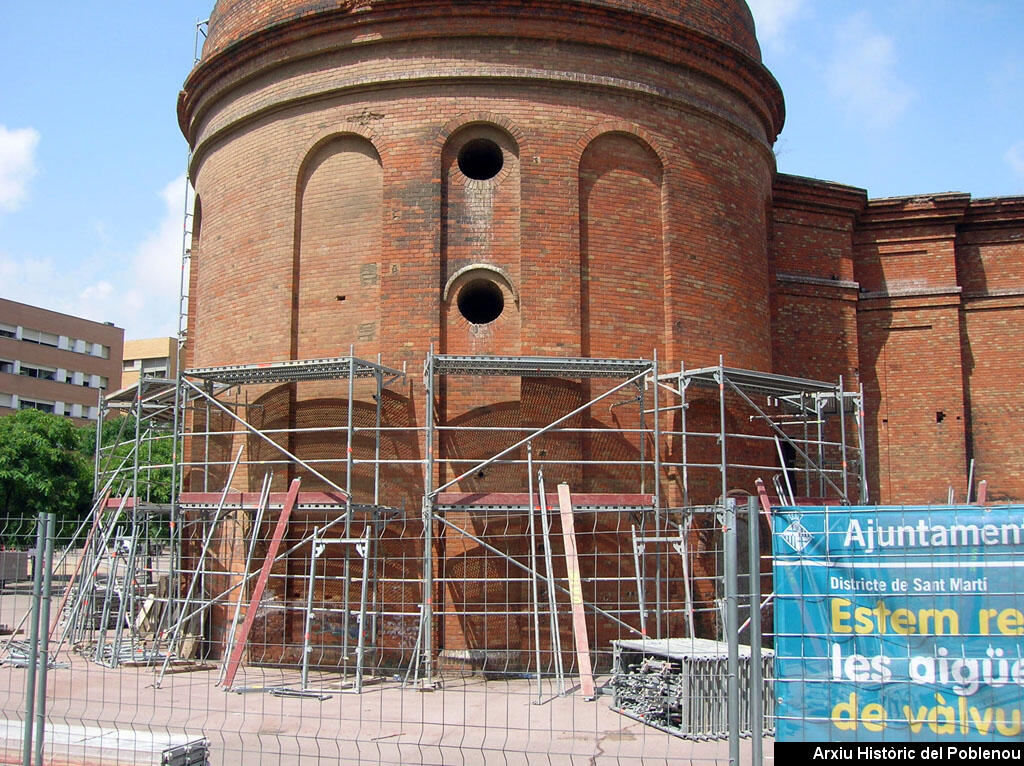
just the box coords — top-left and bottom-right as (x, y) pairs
(0, 499), (776, 765)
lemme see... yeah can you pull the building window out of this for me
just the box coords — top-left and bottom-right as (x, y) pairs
(0, 393), (12, 408)
(19, 398), (55, 414)
(457, 279), (505, 324)
(141, 358), (169, 377)
(19, 364), (56, 381)
(458, 138), (504, 180)
(0, 359), (13, 374)
(21, 328), (59, 347)
(0, 323), (16, 339)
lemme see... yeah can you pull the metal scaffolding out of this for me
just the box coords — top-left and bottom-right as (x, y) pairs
(50, 346), (864, 722)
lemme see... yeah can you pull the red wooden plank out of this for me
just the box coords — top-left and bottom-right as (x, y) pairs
(436, 492), (654, 507)
(557, 483), (595, 700)
(179, 490), (347, 507)
(754, 478), (773, 526)
(221, 478), (301, 690)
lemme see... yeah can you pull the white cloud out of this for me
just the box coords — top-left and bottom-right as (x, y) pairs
(99, 174), (191, 339)
(747, 0), (807, 50)
(0, 175), (190, 340)
(825, 14), (913, 129)
(1006, 141), (1024, 180)
(129, 175), (190, 301)
(0, 125), (40, 213)
(0, 252), (82, 318)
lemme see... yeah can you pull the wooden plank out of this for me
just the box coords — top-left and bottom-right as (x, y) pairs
(436, 492), (655, 507)
(556, 483), (595, 700)
(220, 478), (301, 690)
(754, 478), (774, 526)
(179, 490), (347, 507)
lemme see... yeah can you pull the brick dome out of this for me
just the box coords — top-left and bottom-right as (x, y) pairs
(202, 0), (761, 62)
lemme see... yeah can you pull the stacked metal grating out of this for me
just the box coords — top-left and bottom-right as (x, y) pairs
(161, 739), (210, 766)
(610, 638), (775, 740)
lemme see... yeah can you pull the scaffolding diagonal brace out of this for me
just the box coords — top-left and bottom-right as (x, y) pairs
(221, 478), (301, 690)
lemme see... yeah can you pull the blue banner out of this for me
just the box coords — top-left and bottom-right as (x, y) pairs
(773, 504), (1024, 741)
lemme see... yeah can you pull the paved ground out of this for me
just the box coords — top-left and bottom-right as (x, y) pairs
(1, 563), (775, 765)
(0, 646), (775, 765)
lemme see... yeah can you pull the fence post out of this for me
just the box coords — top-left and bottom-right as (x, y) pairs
(748, 497), (762, 766)
(724, 496), (739, 766)
(22, 514), (46, 766)
(34, 513), (55, 766)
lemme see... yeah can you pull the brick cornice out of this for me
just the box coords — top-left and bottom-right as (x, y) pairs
(857, 286), (963, 313)
(776, 272), (859, 291)
(958, 196), (1024, 240)
(178, 0), (784, 146)
(772, 173), (867, 217)
(857, 193), (971, 229)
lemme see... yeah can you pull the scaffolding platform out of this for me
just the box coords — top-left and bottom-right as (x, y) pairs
(430, 355), (651, 378)
(80, 349), (865, 698)
(184, 356), (403, 385)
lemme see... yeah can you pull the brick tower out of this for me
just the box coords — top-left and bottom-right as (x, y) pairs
(176, 0), (789, 668)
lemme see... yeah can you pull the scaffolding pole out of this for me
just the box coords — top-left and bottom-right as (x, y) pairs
(157, 447), (243, 681)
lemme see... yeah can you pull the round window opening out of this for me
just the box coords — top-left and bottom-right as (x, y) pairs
(457, 279), (505, 324)
(457, 138), (504, 181)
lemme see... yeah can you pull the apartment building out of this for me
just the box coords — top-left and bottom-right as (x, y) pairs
(0, 298), (124, 422)
(121, 337), (177, 389)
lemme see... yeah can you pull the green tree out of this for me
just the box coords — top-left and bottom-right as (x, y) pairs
(80, 415), (177, 505)
(0, 409), (93, 544)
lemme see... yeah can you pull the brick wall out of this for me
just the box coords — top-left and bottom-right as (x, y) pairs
(772, 183), (1024, 504)
(0, 297), (123, 420)
(180, 4), (780, 503)
(956, 198), (1024, 501)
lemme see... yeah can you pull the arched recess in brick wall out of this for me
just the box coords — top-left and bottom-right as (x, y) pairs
(186, 194), (201, 370)
(437, 121), (524, 506)
(293, 134), (383, 360)
(440, 123), (522, 358)
(579, 132), (665, 360)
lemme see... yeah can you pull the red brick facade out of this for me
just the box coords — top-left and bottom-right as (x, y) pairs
(771, 181), (1024, 503)
(0, 298), (123, 422)
(178, 0), (784, 498)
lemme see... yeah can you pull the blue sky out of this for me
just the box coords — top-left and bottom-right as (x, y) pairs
(1, 0), (1022, 341)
